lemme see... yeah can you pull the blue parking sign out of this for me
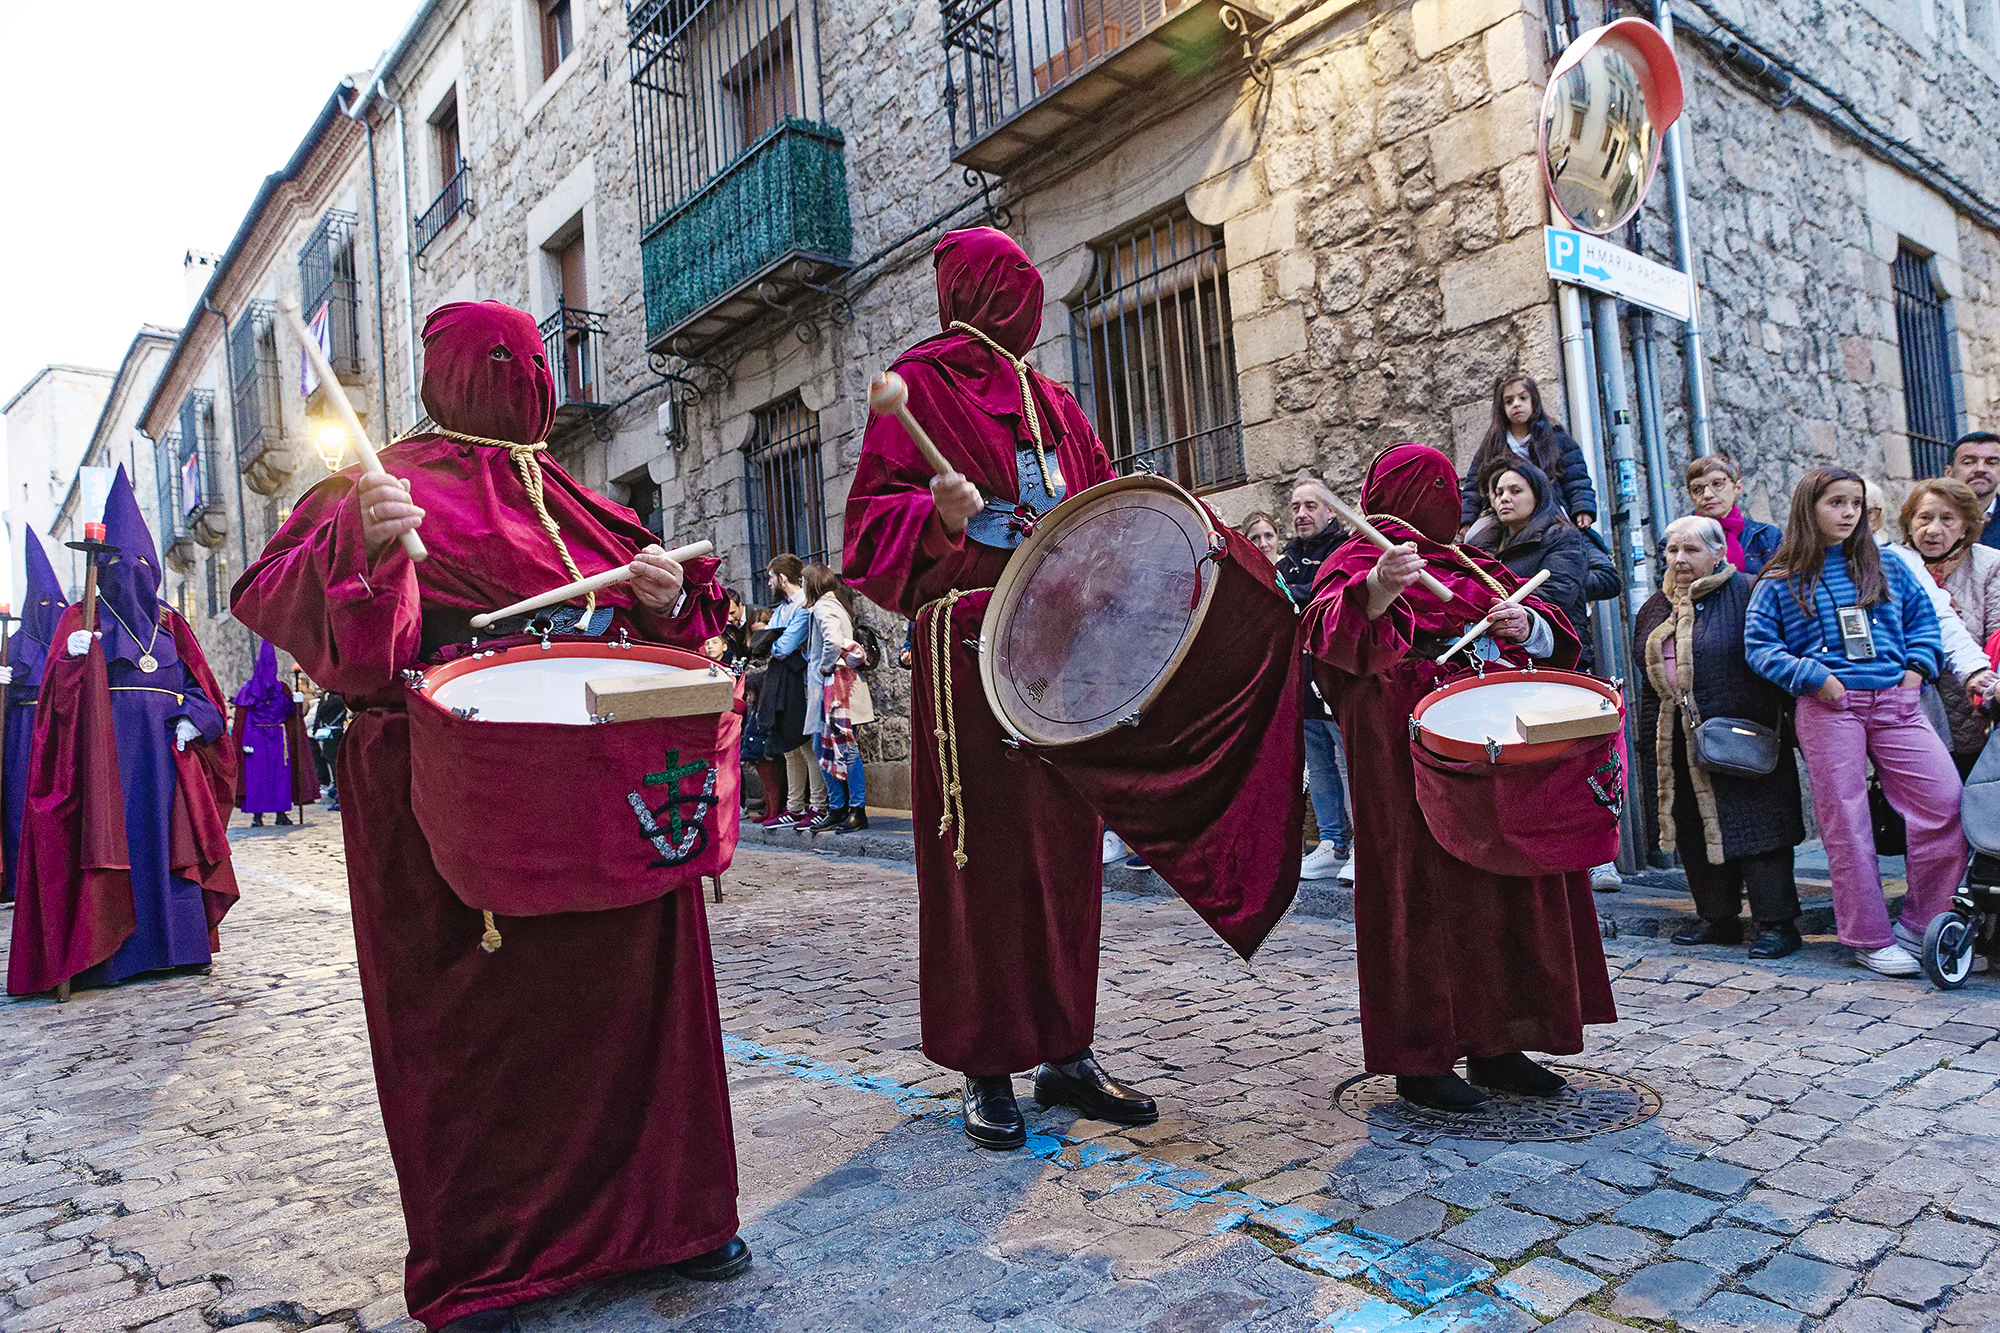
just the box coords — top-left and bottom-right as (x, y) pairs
(1547, 228), (1582, 277)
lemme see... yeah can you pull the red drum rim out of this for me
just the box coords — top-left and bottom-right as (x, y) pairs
(1412, 667), (1623, 764)
(978, 472), (1223, 748)
(410, 640), (716, 697)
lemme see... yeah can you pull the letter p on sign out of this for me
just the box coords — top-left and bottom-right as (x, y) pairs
(1547, 229), (1581, 277)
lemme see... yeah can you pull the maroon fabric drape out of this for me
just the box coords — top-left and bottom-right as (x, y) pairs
(164, 611), (240, 932)
(230, 299), (737, 1331)
(5, 630), (130, 995)
(1303, 444), (1616, 1076)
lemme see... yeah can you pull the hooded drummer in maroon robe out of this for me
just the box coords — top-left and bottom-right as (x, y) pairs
(230, 300), (743, 1332)
(1303, 444), (1616, 1111)
(843, 227), (1169, 1150)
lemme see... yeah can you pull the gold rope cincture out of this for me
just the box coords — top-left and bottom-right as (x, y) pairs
(480, 910), (503, 953)
(923, 590), (972, 869)
(391, 425), (598, 625)
(1365, 514), (1517, 660)
(947, 321), (1055, 495)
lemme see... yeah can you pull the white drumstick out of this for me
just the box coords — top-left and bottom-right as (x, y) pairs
(1435, 568), (1552, 662)
(866, 371), (956, 478)
(469, 541), (715, 629)
(277, 296), (427, 563)
(1321, 494), (1454, 602)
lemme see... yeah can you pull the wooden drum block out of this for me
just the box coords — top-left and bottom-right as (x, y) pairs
(1516, 699), (1621, 745)
(586, 669), (735, 722)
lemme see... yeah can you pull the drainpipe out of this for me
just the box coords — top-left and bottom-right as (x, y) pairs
(349, 88), (396, 439)
(1591, 291), (1652, 607)
(205, 294), (256, 658)
(1630, 307), (1674, 538)
(1655, 0), (1715, 457)
(392, 100), (420, 425)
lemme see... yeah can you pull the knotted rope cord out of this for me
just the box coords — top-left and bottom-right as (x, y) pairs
(480, 910), (502, 953)
(946, 321), (1053, 492)
(392, 424), (597, 623)
(1364, 514), (1512, 601)
(922, 589), (971, 869)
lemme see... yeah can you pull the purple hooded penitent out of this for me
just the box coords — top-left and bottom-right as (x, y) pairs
(232, 640), (297, 814)
(3, 528), (67, 900)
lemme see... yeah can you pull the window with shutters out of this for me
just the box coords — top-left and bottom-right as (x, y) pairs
(1894, 244), (1960, 478)
(298, 213), (363, 377)
(743, 394), (827, 600)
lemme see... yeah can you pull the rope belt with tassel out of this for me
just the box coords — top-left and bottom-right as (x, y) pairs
(920, 589), (975, 869)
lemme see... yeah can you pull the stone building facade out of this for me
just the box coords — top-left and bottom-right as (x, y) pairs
(3, 365), (113, 604)
(49, 326), (181, 598)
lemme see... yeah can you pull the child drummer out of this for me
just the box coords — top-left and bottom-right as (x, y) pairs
(232, 301), (745, 1333)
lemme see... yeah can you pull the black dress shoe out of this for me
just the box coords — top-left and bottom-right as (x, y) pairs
(440, 1308), (520, 1333)
(1671, 917), (1744, 946)
(836, 808), (869, 833)
(671, 1235), (752, 1281)
(1748, 922), (1803, 959)
(1394, 1073), (1489, 1112)
(250, 814), (264, 827)
(1033, 1050), (1158, 1125)
(1466, 1052), (1568, 1096)
(963, 1075), (1027, 1149)
(276, 812), (293, 825)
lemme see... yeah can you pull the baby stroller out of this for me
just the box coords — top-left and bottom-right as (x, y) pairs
(1935, 724), (2000, 988)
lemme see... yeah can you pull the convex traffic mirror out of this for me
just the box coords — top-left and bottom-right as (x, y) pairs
(1538, 18), (1685, 234)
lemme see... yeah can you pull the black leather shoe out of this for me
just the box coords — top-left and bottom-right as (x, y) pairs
(1394, 1073), (1489, 1112)
(1033, 1050), (1158, 1125)
(1748, 922), (1803, 959)
(836, 807), (869, 833)
(1671, 918), (1744, 946)
(276, 812), (293, 825)
(440, 1308), (520, 1333)
(1466, 1052), (1568, 1096)
(671, 1236), (752, 1281)
(963, 1075), (1027, 1149)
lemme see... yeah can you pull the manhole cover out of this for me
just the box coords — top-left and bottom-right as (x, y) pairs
(1333, 1068), (1661, 1143)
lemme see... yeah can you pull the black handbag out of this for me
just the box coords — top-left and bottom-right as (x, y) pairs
(1683, 695), (1781, 779)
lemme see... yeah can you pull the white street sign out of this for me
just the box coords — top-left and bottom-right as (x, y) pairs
(1545, 226), (1693, 322)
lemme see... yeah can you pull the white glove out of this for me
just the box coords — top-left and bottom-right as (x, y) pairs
(293, 692), (306, 703)
(0, 666), (12, 686)
(66, 630), (96, 658)
(242, 745), (255, 753)
(174, 718), (201, 752)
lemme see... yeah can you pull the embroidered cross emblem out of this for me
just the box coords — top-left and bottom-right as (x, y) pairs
(627, 747), (717, 867)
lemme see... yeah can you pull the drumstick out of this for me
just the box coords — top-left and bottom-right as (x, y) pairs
(1322, 494), (1454, 602)
(276, 296), (428, 563)
(867, 371), (956, 478)
(1434, 568), (1552, 662)
(468, 540), (715, 629)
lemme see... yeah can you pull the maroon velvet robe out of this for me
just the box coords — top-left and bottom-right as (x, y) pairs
(1302, 444), (1616, 1076)
(231, 301), (735, 1331)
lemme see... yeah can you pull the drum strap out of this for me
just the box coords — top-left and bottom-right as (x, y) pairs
(920, 590), (974, 870)
(947, 321), (1054, 498)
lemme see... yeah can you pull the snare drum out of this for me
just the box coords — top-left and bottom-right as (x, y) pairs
(405, 638), (742, 918)
(1412, 668), (1623, 763)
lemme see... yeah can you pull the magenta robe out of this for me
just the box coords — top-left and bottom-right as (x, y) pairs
(232, 302), (735, 1331)
(1302, 444), (1616, 1076)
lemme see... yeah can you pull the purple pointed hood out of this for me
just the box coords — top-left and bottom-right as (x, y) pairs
(97, 465), (178, 674)
(234, 639), (284, 709)
(10, 528), (66, 688)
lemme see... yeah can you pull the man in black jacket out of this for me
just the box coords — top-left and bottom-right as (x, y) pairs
(1277, 479), (1352, 881)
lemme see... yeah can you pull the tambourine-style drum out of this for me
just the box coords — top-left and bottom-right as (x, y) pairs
(980, 473), (1246, 747)
(1412, 667), (1623, 764)
(405, 637), (741, 918)
(1408, 666), (1625, 877)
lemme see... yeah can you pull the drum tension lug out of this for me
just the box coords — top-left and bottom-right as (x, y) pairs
(1484, 736), (1502, 764)
(401, 668), (426, 689)
(469, 636), (479, 651)
(452, 706), (481, 721)
(1407, 715), (1419, 742)
(617, 628), (631, 650)
(1117, 711), (1143, 728)
(962, 637), (980, 653)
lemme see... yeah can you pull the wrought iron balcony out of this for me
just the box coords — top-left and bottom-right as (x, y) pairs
(639, 120), (852, 354)
(415, 162), (472, 257)
(942, 0), (1266, 176)
(230, 301), (293, 495)
(540, 301), (609, 418)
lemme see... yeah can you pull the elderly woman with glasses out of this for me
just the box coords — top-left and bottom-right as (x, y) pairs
(1635, 514), (1806, 958)
(1899, 477), (2000, 774)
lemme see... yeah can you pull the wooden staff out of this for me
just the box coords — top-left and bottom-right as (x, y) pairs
(468, 540), (715, 630)
(1322, 494), (1454, 603)
(276, 296), (428, 563)
(866, 371), (956, 478)
(1435, 568), (1552, 662)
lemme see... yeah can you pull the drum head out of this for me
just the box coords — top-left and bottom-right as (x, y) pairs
(424, 644), (694, 725)
(1413, 668), (1622, 763)
(981, 474), (1218, 746)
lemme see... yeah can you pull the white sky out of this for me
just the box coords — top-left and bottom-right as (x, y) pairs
(0, 0), (419, 415)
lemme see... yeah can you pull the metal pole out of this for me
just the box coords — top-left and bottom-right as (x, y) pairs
(1630, 307), (1675, 541)
(1655, 0), (1715, 457)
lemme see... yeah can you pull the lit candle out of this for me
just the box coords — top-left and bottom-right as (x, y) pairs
(85, 522), (106, 542)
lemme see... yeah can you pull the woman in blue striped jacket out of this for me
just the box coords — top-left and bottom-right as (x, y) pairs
(1744, 468), (1967, 978)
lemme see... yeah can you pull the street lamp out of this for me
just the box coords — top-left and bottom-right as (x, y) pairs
(313, 421), (347, 473)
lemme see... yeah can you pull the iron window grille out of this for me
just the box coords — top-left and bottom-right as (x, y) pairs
(230, 301), (285, 466)
(154, 430), (190, 543)
(744, 393), (827, 600)
(416, 161), (472, 257)
(628, 0), (831, 232)
(1894, 245), (1960, 479)
(177, 391), (225, 522)
(943, 0), (1178, 155)
(1070, 208), (1243, 492)
(205, 553), (227, 619)
(539, 300), (609, 408)
(299, 212), (363, 376)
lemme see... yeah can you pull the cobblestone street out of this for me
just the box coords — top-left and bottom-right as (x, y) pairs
(5, 818), (2000, 1333)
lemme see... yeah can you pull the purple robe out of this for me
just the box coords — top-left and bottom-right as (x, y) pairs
(234, 641), (297, 814)
(3, 529), (66, 902)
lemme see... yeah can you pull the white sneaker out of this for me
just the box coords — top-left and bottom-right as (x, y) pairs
(1102, 830), (1129, 864)
(1299, 842), (1345, 881)
(1337, 854), (1357, 885)
(1590, 863), (1622, 892)
(1855, 944), (1923, 977)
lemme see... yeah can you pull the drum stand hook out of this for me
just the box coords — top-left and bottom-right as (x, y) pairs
(1483, 736), (1503, 764)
